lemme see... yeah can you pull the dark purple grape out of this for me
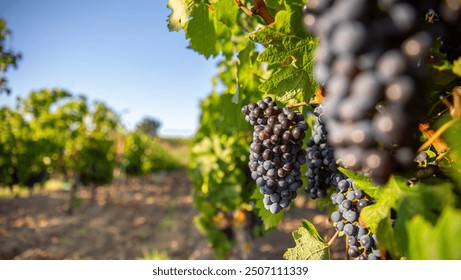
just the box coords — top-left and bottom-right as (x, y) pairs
(331, 211), (342, 222)
(348, 246), (361, 258)
(242, 98), (308, 214)
(360, 234), (374, 249)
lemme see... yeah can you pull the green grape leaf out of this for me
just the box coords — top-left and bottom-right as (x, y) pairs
(247, 7), (317, 103)
(406, 207), (461, 259)
(376, 216), (398, 256)
(258, 37), (315, 64)
(453, 57), (461, 77)
(393, 179), (456, 257)
(237, 44), (265, 92)
(283, 220), (330, 260)
(251, 188), (283, 230)
(399, 181), (455, 224)
(258, 65), (312, 102)
(360, 176), (404, 233)
(265, 0), (281, 10)
(283, 0), (306, 38)
(214, 0), (239, 27)
(432, 59), (453, 71)
(246, 26), (279, 45)
(185, 3), (219, 58)
(167, 0), (194, 32)
(358, 176), (454, 258)
(360, 203), (390, 235)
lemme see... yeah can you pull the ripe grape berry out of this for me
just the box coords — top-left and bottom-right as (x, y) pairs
(242, 97), (308, 213)
(303, 0), (447, 184)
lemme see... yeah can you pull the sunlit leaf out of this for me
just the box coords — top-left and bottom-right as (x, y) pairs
(248, 7), (316, 103)
(360, 176), (403, 233)
(406, 207), (461, 259)
(167, 0), (194, 32)
(185, 3), (219, 58)
(453, 57), (461, 77)
(283, 220), (330, 260)
(214, 0), (239, 27)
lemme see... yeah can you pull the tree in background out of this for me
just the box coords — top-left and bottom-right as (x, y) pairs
(135, 117), (161, 137)
(0, 18), (21, 95)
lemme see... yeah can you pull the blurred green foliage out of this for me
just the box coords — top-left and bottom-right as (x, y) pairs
(122, 131), (182, 176)
(0, 89), (184, 195)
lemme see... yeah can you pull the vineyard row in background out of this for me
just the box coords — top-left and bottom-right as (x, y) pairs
(0, 89), (189, 206)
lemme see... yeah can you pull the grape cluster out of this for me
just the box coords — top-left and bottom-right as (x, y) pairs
(242, 97), (308, 214)
(303, 0), (442, 184)
(330, 176), (381, 260)
(305, 105), (338, 199)
(304, 104), (381, 259)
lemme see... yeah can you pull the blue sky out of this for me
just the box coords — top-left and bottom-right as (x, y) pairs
(0, 0), (217, 137)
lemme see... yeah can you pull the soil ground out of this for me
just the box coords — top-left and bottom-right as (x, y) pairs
(0, 169), (345, 260)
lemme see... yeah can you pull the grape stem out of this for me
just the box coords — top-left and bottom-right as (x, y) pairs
(418, 87), (461, 154)
(327, 230), (339, 247)
(234, 0), (274, 25)
(440, 86), (461, 119)
(417, 118), (460, 153)
(286, 102), (308, 109)
(418, 121), (449, 154)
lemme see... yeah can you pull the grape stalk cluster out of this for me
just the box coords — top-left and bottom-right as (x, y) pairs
(304, 104), (381, 259)
(304, 105), (338, 199)
(242, 97), (308, 214)
(303, 0), (445, 184)
(330, 176), (380, 260)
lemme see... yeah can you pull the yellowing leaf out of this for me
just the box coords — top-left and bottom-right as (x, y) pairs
(167, 0), (194, 32)
(283, 220), (330, 260)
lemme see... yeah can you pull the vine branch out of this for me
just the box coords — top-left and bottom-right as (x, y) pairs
(417, 118), (459, 153)
(417, 121), (449, 154)
(286, 102), (308, 109)
(327, 230), (339, 247)
(417, 87), (461, 154)
(235, 0), (275, 25)
(440, 86), (461, 119)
